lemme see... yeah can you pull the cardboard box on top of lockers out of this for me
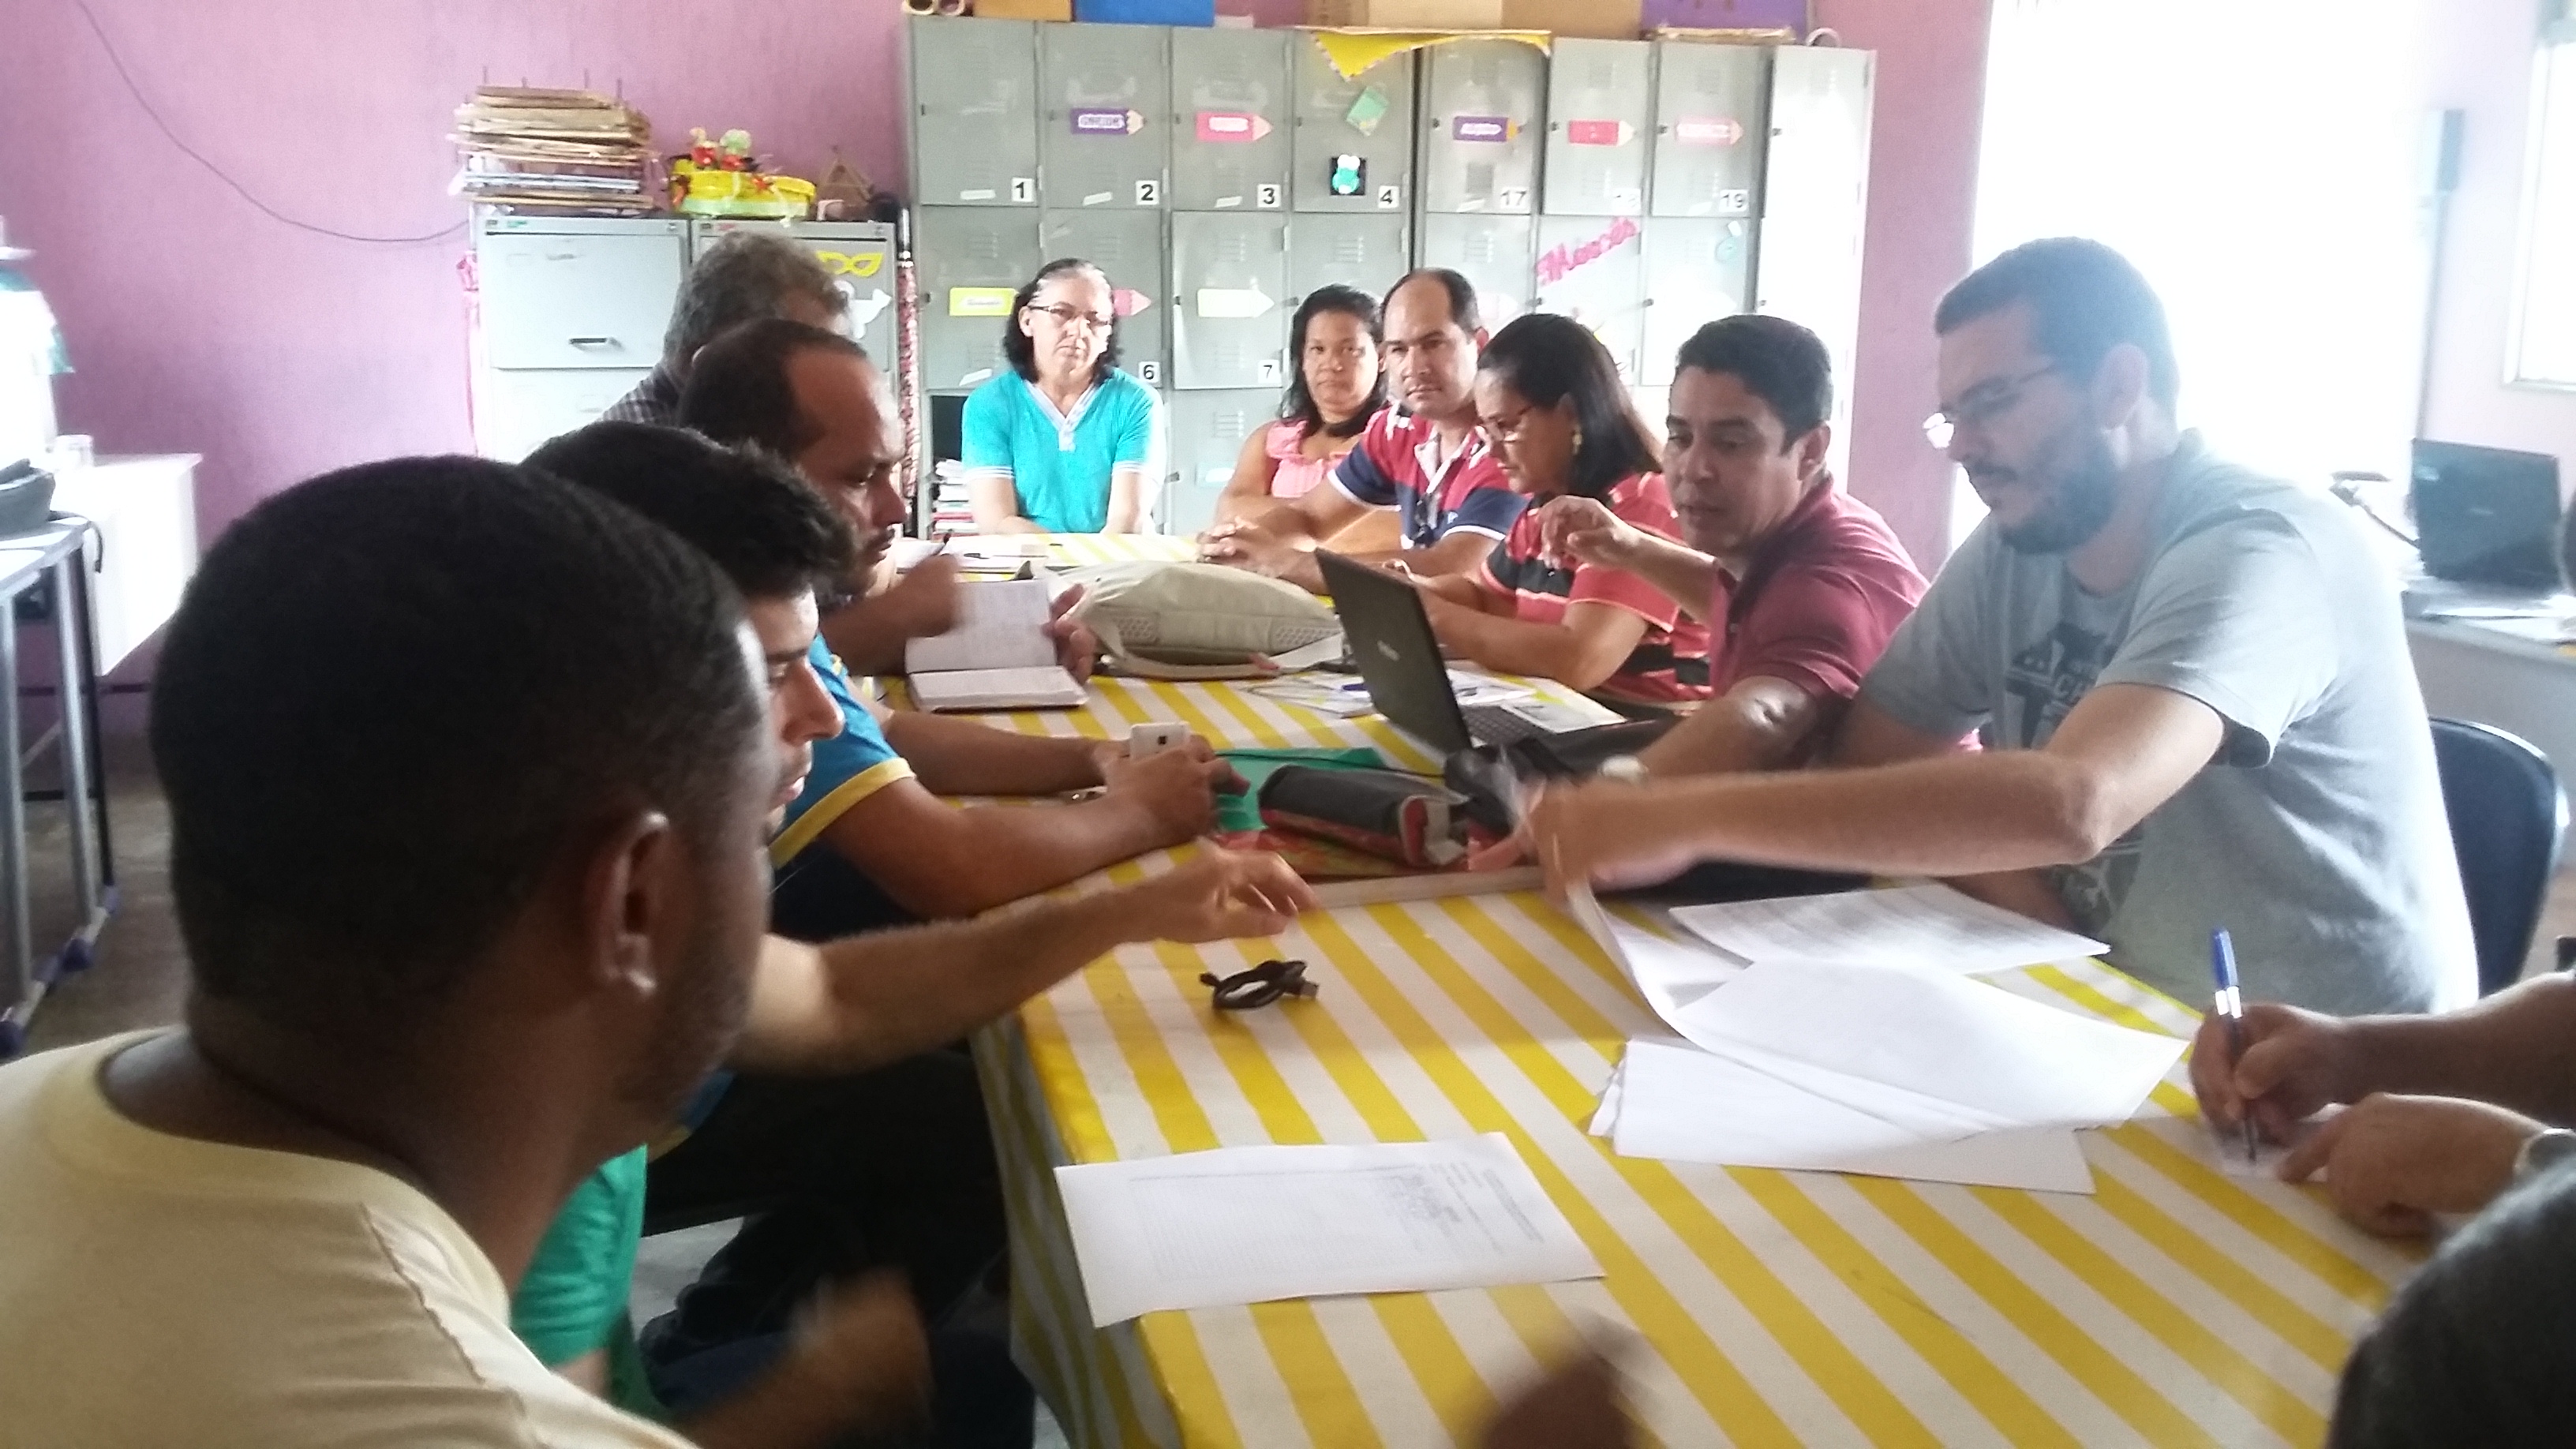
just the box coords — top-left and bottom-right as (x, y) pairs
(1500, 0), (1644, 38)
(972, 0), (1073, 19)
(1305, 0), (1505, 28)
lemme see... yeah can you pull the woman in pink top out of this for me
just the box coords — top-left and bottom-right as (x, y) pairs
(1213, 285), (1395, 549)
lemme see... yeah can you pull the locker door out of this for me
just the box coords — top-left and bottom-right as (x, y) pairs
(1042, 209), (1169, 388)
(1541, 39), (1653, 217)
(1754, 47), (1873, 470)
(1418, 39), (1546, 215)
(909, 17), (1040, 206)
(1638, 218), (1755, 386)
(477, 219), (687, 372)
(1649, 43), (1769, 219)
(695, 220), (904, 366)
(1287, 213), (1411, 308)
(1170, 212), (1290, 391)
(1533, 215), (1646, 380)
(1417, 213), (1533, 328)
(1039, 23), (1170, 211)
(1291, 41), (1415, 214)
(1170, 29), (1292, 213)
(914, 208), (1043, 393)
(1164, 389), (1275, 537)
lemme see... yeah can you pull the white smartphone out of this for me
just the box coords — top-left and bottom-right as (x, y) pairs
(1127, 721), (1193, 759)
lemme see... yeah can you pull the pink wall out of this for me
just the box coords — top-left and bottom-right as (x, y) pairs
(2, 0), (1986, 568)
(2416, 0), (2576, 465)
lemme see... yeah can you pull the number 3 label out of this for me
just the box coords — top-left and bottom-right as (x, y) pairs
(1256, 182), (1282, 208)
(1136, 178), (1161, 206)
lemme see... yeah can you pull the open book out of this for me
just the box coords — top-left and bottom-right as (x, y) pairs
(904, 578), (1088, 713)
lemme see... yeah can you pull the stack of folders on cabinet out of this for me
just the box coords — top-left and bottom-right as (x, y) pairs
(451, 88), (658, 215)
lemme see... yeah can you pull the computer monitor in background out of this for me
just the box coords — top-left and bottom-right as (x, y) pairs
(2410, 440), (2564, 591)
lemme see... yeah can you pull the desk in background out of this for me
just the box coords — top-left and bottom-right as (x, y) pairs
(940, 537), (2422, 1447)
(2402, 577), (2576, 852)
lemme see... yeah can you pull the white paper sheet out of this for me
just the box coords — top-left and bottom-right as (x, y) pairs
(1605, 1040), (2096, 1193)
(1669, 883), (2109, 978)
(904, 578), (1060, 675)
(1563, 885), (1744, 1018)
(908, 665), (1088, 713)
(1055, 1135), (1603, 1326)
(1673, 959), (2186, 1130)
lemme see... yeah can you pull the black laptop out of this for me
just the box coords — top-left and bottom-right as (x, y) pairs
(1315, 548), (1632, 754)
(2411, 440), (2563, 591)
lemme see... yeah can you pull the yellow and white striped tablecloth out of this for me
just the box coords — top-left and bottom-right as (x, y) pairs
(949, 538), (2423, 1447)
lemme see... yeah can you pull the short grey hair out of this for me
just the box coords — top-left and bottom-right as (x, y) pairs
(661, 232), (842, 364)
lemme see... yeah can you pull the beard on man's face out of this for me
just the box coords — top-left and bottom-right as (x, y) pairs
(1983, 428), (2122, 554)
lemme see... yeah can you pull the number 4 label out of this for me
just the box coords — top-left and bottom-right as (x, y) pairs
(1375, 185), (1401, 209)
(1136, 178), (1161, 206)
(1256, 182), (1282, 208)
(1009, 177), (1035, 203)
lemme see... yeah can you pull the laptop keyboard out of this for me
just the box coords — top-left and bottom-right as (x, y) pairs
(1463, 704), (1552, 747)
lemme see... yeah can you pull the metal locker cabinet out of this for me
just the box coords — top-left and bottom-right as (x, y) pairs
(688, 220), (900, 365)
(1039, 23), (1170, 211)
(1754, 46), (1874, 468)
(1291, 41), (1414, 214)
(1170, 212), (1290, 391)
(1417, 213), (1533, 328)
(913, 208), (1043, 393)
(1417, 39), (1546, 215)
(476, 216), (687, 372)
(1533, 215), (1647, 380)
(1041, 208), (1170, 387)
(1649, 42), (1770, 219)
(474, 368), (652, 462)
(1541, 39), (1653, 217)
(1638, 217), (1756, 386)
(1170, 28), (1292, 213)
(908, 17), (1041, 207)
(1163, 389), (1275, 537)
(1286, 213), (1410, 308)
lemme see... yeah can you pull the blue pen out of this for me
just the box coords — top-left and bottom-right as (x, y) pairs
(2211, 929), (2260, 1164)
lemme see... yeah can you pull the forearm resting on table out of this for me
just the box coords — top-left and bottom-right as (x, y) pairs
(822, 789), (1166, 919)
(878, 710), (1103, 796)
(966, 474), (1043, 534)
(1637, 676), (1828, 777)
(733, 890), (1133, 1075)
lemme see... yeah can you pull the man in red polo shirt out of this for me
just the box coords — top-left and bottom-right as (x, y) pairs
(1540, 314), (1926, 772)
(1200, 268), (1527, 593)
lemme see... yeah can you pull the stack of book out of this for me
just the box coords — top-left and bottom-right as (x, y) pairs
(927, 460), (979, 539)
(451, 88), (657, 215)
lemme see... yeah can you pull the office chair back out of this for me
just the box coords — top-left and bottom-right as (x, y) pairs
(2430, 717), (2567, 996)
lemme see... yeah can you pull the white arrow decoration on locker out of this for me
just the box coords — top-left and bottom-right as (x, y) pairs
(1196, 286), (1275, 319)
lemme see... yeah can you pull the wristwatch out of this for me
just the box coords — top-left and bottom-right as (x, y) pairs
(2513, 1126), (2576, 1185)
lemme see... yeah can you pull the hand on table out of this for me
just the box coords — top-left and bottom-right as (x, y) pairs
(1478, 1344), (1634, 1449)
(1199, 518), (1306, 578)
(1118, 847), (1318, 942)
(2278, 1091), (2544, 1236)
(1523, 779), (1705, 896)
(1099, 742), (1245, 844)
(1535, 495), (1646, 572)
(2189, 1002), (2366, 1145)
(1045, 582), (1100, 683)
(780, 1271), (931, 1436)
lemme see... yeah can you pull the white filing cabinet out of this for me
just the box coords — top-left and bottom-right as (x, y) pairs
(470, 215), (687, 460)
(48, 453), (199, 674)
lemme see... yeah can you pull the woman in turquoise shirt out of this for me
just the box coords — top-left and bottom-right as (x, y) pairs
(960, 257), (1163, 534)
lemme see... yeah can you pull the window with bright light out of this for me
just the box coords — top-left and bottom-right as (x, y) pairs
(1960, 0), (2431, 548)
(2510, 38), (2576, 389)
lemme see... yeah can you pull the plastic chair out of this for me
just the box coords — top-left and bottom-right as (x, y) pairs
(2430, 718), (2567, 996)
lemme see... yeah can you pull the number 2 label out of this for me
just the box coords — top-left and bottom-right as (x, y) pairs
(1136, 178), (1161, 206)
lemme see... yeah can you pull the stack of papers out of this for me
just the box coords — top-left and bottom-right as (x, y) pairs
(1251, 670), (1533, 718)
(1569, 886), (2185, 1193)
(450, 88), (657, 215)
(1056, 1135), (1602, 1326)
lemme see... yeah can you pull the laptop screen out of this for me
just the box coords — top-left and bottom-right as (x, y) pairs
(2411, 440), (2563, 591)
(1314, 550), (1474, 754)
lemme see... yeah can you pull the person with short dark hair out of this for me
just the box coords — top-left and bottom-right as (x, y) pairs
(1402, 313), (1710, 705)
(1528, 238), (2474, 1016)
(1200, 268), (1529, 592)
(604, 231), (844, 426)
(1534, 313), (1926, 770)
(676, 324), (1239, 936)
(2326, 1152), (2576, 1447)
(959, 258), (1161, 534)
(1211, 284), (1395, 551)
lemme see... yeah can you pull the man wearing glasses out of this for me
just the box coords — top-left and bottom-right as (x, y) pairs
(960, 258), (1163, 534)
(1528, 238), (2474, 1017)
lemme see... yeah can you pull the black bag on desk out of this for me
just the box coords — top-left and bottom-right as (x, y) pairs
(1256, 766), (1477, 868)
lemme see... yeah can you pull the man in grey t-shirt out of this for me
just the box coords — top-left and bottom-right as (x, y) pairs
(1530, 238), (2474, 1015)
